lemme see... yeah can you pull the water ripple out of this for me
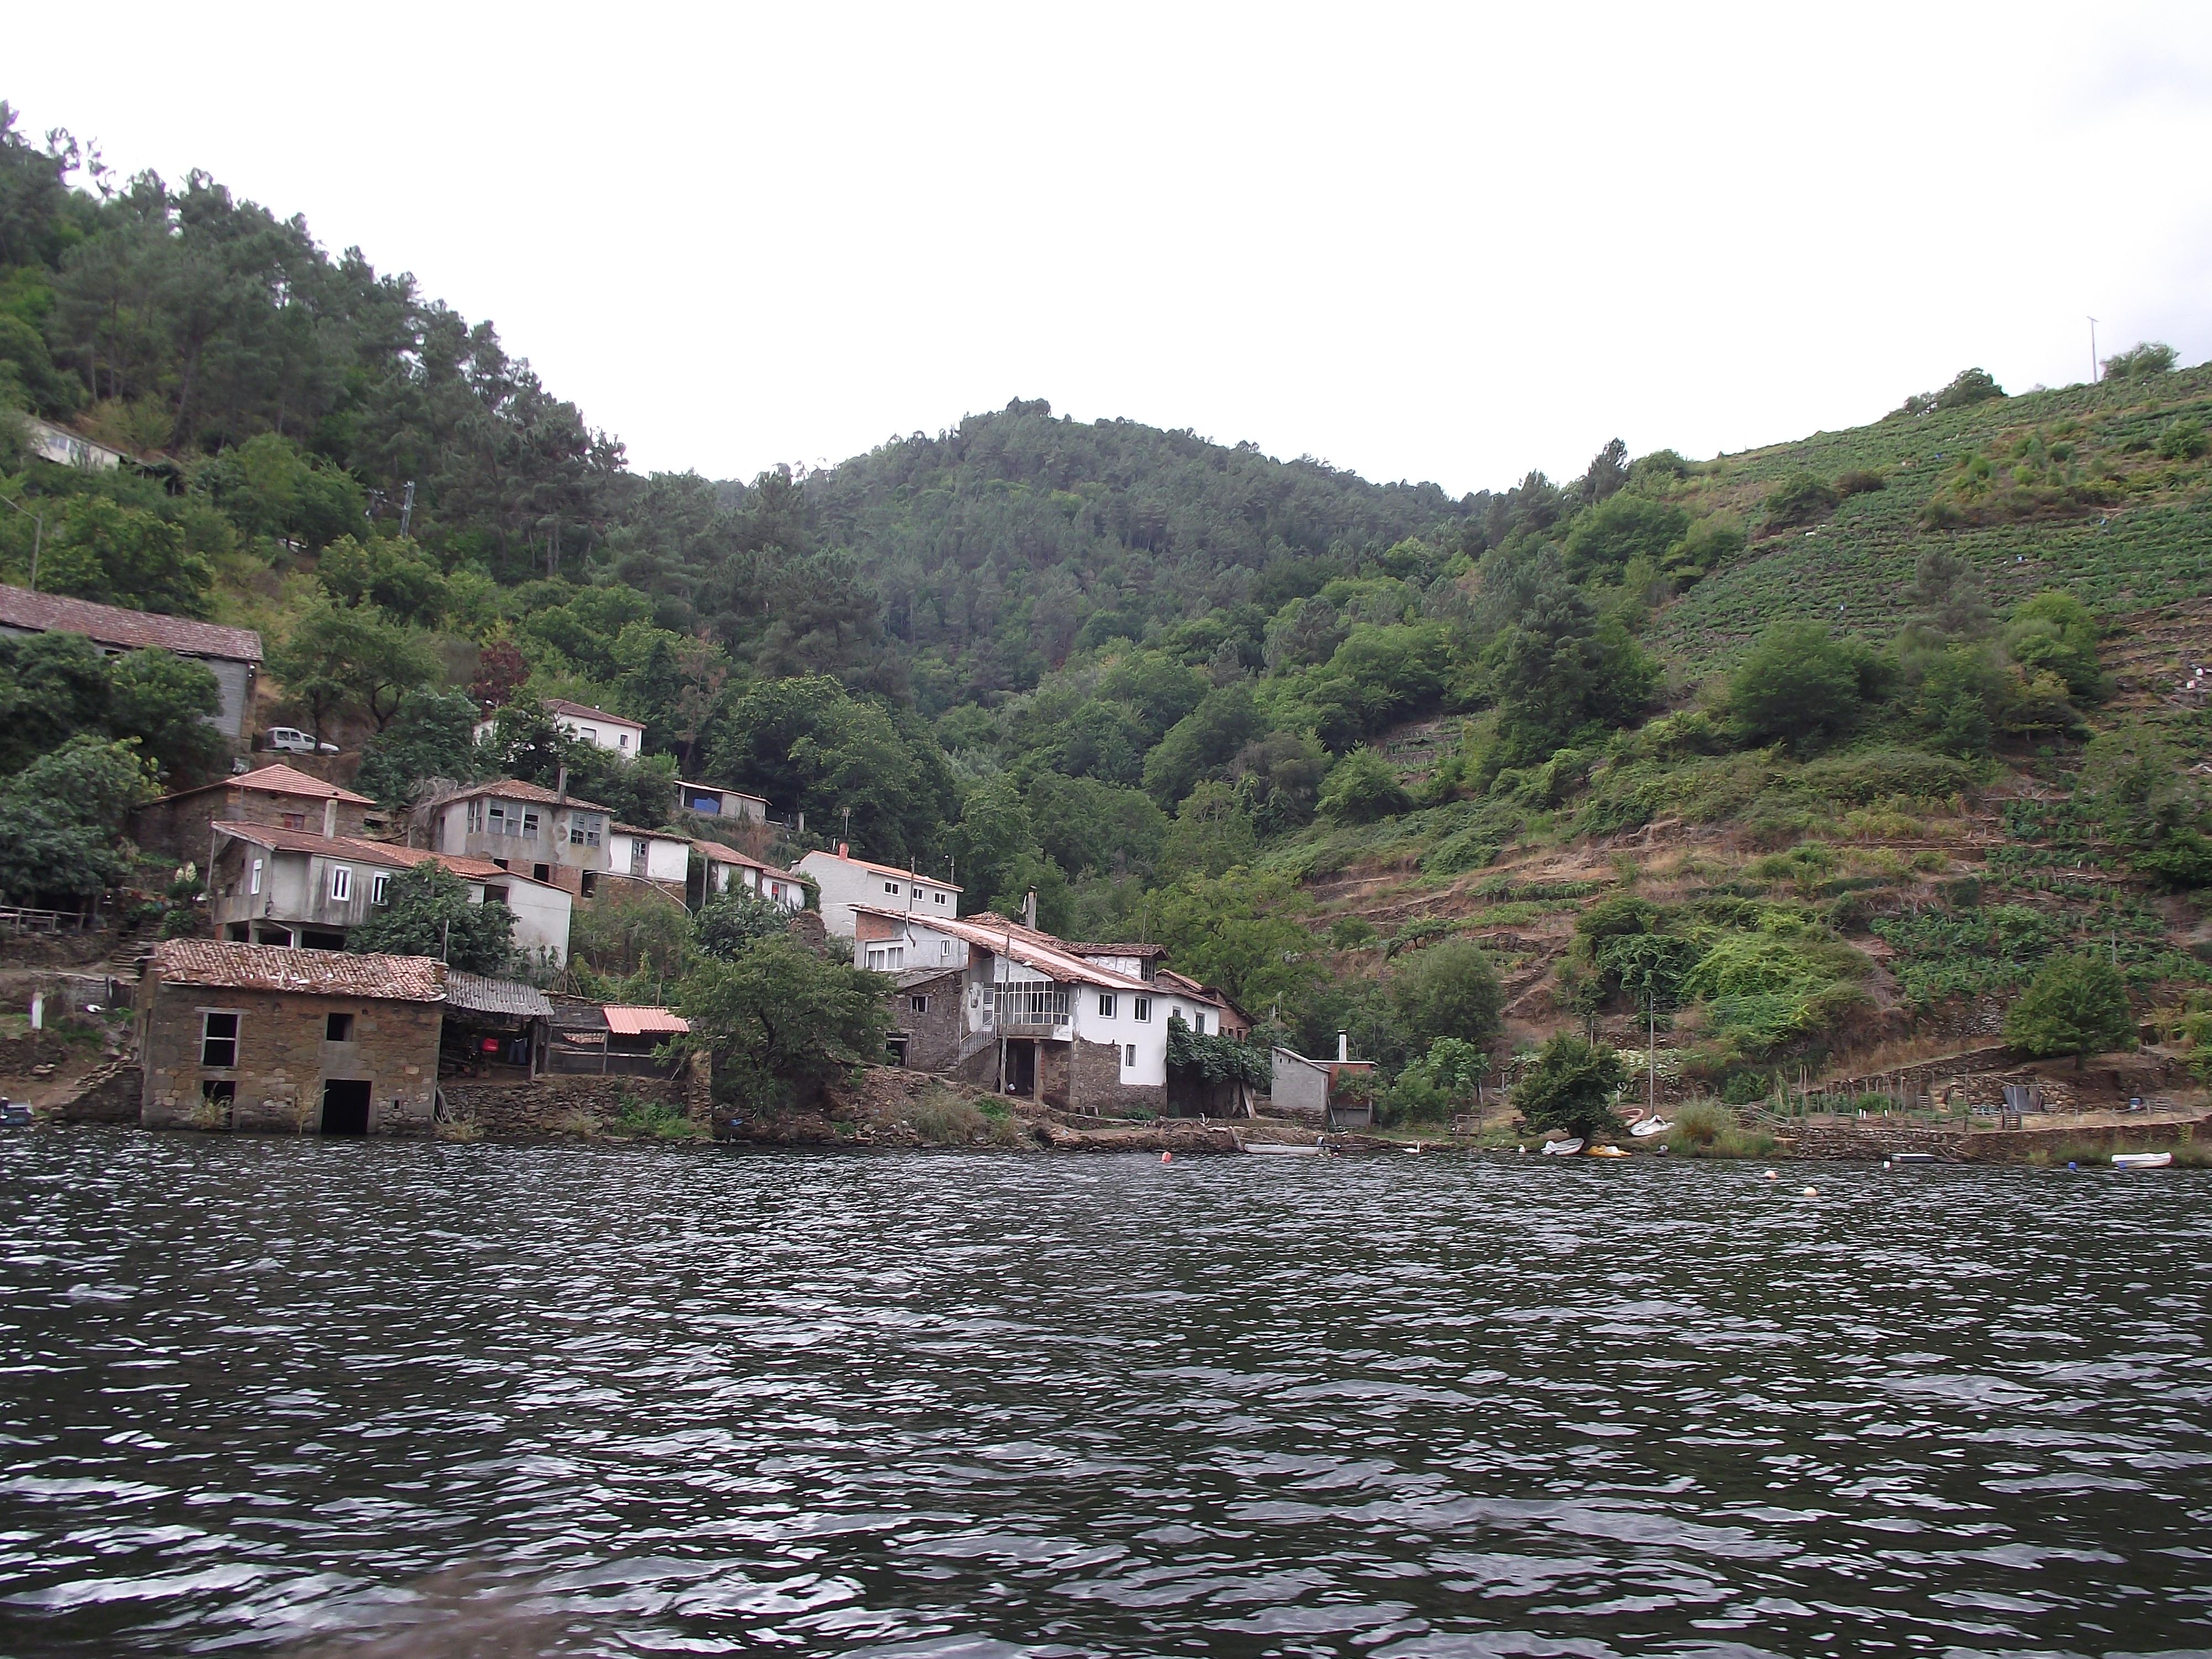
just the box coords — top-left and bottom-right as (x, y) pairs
(1, 1129), (2208, 1656)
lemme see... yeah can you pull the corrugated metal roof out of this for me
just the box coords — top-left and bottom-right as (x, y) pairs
(601, 1005), (690, 1036)
(0, 583), (262, 661)
(150, 940), (445, 1001)
(442, 972), (554, 1018)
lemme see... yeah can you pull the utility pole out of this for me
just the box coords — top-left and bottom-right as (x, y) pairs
(2088, 316), (2099, 383)
(1, 495), (43, 590)
(841, 806), (851, 849)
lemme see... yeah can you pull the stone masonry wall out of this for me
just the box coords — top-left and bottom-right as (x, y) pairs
(442, 1072), (690, 1137)
(140, 980), (440, 1134)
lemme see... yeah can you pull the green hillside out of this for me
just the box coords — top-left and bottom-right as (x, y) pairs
(4, 98), (2210, 1115)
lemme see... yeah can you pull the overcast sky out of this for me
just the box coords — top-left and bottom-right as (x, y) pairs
(12, 2), (2211, 495)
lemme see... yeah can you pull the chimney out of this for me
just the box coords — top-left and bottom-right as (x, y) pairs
(1337, 1031), (1349, 1063)
(838, 841), (849, 858)
(1022, 887), (1037, 930)
(556, 763), (568, 803)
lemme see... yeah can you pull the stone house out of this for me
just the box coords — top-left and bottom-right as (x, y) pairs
(206, 822), (572, 964)
(0, 583), (261, 740)
(135, 763), (374, 863)
(852, 904), (1236, 1113)
(797, 844), (960, 937)
(137, 940), (445, 1135)
(887, 967), (964, 1071)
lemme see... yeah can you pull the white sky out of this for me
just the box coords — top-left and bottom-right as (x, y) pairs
(12, 2), (2212, 497)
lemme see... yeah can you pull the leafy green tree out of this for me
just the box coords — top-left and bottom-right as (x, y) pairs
(346, 863), (516, 975)
(950, 775), (1044, 915)
(1159, 781), (1258, 880)
(1562, 493), (1689, 581)
(105, 648), (223, 782)
(1911, 642), (2006, 757)
(0, 736), (158, 904)
(2004, 592), (2105, 701)
(1759, 473), (1838, 531)
(268, 599), (441, 740)
(36, 494), (213, 617)
(1388, 1036), (1493, 1124)
(0, 629), (112, 773)
(315, 535), (447, 624)
(1512, 1032), (1628, 1141)
(355, 687), (486, 807)
(2003, 952), (2135, 1063)
(695, 886), (792, 959)
(1317, 747), (1412, 823)
(1908, 546), (1995, 639)
(1934, 367), (2005, 410)
(202, 434), (367, 549)
(1489, 581), (1656, 765)
(2100, 342), (2176, 380)
(1142, 682), (1266, 807)
(1027, 773), (1166, 879)
(674, 937), (892, 1110)
(1390, 938), (1504, 1052)
(1153, 870), (1318, 1011)
(1728, 621), (1877, 753)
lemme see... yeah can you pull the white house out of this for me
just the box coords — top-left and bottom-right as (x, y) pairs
(27, 416), (126, 471)
(679, 781), (769, 822)
(206, 822), (574, 966)
(797, 844), (960, 937)
(692, 839), (806, 909)
(611, 822), (691, 889)
(850, 904), (1233, 1112)
(472, 698), (645, 760)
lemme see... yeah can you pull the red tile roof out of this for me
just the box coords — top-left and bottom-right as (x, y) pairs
(0, 584), (262, 661)
(692, 839), (791, 875)
(211, 821), (410, 864)
(150, 940), (446, 1001)
(365, 842), (567, 890)
(602, 1004), (689, 1036)
(157, 763), (374, 808)
(544, 697), (641, 727)
(799, 849), (962, 891)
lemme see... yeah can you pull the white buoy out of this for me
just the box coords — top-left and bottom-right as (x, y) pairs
(1762, 1168), (1779, 1181)
(1803, 1186), (1818, 1197)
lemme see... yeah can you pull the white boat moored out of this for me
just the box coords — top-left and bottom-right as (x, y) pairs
(2112, 1151), (2173, 1169)
(1541, 1137), (1584, 1156)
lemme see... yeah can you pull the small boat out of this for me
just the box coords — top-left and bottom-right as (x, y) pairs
(1585, 1144), (1630, 1158)
(1244, 1141), (1323, 1156)
(2112, 1151), (2173, 1169)
(1888, 1151), (1938, 1166)
(0, 1100), (29, 1129)
(1541, 1137), (1584, 1156)
(1629, 1118), (1670, 1139)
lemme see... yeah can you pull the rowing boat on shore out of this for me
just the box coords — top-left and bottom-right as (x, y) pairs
(2113, 1151), (2173, 1169)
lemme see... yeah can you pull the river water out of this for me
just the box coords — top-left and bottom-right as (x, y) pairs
(3, 1129), (2209, 1658)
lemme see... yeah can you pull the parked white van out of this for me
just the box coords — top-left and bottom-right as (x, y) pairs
(262, 727), (338, 755)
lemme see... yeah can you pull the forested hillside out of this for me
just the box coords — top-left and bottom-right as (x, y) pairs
(6, 100), (2211, 1114)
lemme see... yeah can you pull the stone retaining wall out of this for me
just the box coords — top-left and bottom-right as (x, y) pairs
(442, 1053), (709, 1138)
(1781, 1114), (2210, 1162)
(49, 1062), (142, 1124)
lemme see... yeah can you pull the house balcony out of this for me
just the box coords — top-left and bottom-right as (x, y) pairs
(988, 984), (1072, 1031)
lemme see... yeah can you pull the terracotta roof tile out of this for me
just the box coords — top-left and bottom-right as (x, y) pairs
(211, 821), (409, 864)
(446, 778), (612, 811)
(544, 697), (640, 726)
(0, 584), (262, 661)
(150, 940), (445, 1001)
(159, 763), (374, 807)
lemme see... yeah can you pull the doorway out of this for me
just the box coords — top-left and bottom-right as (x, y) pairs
(1004, 1040), (1035, 1097)
(320, 1078), (371, 1135)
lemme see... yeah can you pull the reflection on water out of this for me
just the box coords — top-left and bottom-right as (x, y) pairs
(3, 1127), (2210, 1657)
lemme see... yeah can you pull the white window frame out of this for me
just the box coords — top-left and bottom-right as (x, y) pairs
(580, 726), (598, 743)
(370, 872), (389, 905)
(330, 866), (352, 902)
(1098, 993), (1116, 1019)
(200, 1010), (239, 1069)
(884, 880), (900, 894)
(521, 810), (540, 841)
(932, 891), (946, 905)
(1192, 1010), (1207, 1035)
(1133, 997), (1151, 1023)
(248, 857), (262, 896)
(1124, 1044), (1137, 1068)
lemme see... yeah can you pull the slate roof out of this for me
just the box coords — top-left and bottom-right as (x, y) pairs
(150, 940), (445, 1001)
(0, 585), (263, 661)
(444, 778), (612, 811)
(443, 972), (554, 1018)
(544, 697), (641, 727)
(602, 1005), (689, 1036)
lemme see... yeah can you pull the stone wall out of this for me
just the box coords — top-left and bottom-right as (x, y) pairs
(1781, 1113), (2210, 1162)
(51, 1062), (142, 1123)
(1070, 1036), (1160, 1115)
(441, 1070), (694, 1137)
(139, 979), (441, 1134)
(889, 972), (963, 1072)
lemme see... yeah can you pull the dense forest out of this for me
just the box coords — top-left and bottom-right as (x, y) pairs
(6, 100), (2212, 1115)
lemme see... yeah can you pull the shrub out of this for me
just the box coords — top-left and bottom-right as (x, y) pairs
(1834, 468), (1887, 497)
(1513, 1033), (1628, 1141)
(1729, 620), (1876, 753)
(1328, 916), (1379, 949)
(1664, 1100), (1776, 1158)
(1318, 747), (1413, 823)
(2004, 951), (2135, 1062)
(1760, 473), (1838, 532)
(1934, 367), (2005, 410)
(2157, 419), (2208, 462)
(1422, 826), (1499, 878)
(1390, 937), (1504, 1050)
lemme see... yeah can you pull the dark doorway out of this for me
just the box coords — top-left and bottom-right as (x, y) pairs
(320, 1079), (372, 1135)
(1004, 1040), (1035, 1096)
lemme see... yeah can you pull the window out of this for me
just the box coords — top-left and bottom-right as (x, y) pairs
(370, 872), (389, 905)
(932, 891), (946, 905)
(521, 810), (540, 841)
(200, 1012), (239, 1068)
(249, 858), (262, 896)
(532, 863), (551, 883)
(580, 726), (598, 743)
(1124, 1044), (1137, 1068)
(910, 885), (921, 898)
(865, 945), (906, 971)
(1098, 993), (1117, 1019)
(567, 812), (603, 848)
(329, 867), (352, 902)
(483, 886), (508, 906)
(618, 733), (630, 750)
(884, 880), (899, 894)
(326, 1012), (353, 1042)
(488, 802), (508, 834)
(1133, 997), (1151, 1023)
(911, 995), (930, 1013)
(280, 812), (306, 831)
(1193, 1010), (1208, 1035)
